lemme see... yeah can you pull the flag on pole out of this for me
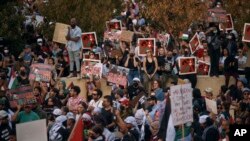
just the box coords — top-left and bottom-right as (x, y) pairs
(68, 116), (84, 141)
(166, 114), (176, 141)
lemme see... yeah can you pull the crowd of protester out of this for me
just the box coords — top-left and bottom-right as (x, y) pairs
(0, 0), (250, 141)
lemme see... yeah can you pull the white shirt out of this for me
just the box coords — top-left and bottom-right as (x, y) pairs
(89, 99), (103, 108)
(66, 26), (82, 51)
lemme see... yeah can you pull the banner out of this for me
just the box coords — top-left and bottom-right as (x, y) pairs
(219, 14), (234, 31)
(16, 119), (47, 141)
(178, 57), (197, 75)
(120, 30), (134, 42)
(189, 33), (201, 54)
(170, 84), (193, 126)
(29, 63), (52, 82)
(242, 23), (250, 42)
(138, 38), (156, 56)
(107, 64), (129, 87)
(205, 98), (218, 114)
(68, 117), (84, 141)
(81, 59), (102, 79)
(81, 32), (98, 50)
(6, 85), (36, 108)
(53, 23), (69, 44)
(106, 20), (122, 31)
(197, 61), (210, 76)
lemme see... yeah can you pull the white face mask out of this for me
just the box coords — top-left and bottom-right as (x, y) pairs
(38, 43), (42, 46)
(4, 50), (9, 53)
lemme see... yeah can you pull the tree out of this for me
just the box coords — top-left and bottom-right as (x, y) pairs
(38, 0), (122, 41)
(223, 0), (250, 32)
(0, 1), (25, 56)
(140, 0), (207, 35)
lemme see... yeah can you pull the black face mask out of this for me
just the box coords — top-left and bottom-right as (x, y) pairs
(71, 24), (76, 28)
(20, 71), (26, 76)
(167, 57), (172, 60)
(173, 53), (177, 56)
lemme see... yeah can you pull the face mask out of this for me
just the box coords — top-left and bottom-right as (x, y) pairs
(4, 50), (9, 54)
(38, 43), (42, 46)
(173, 53), (177, 56)
(20, 71), (26, 76)
(167, 57), (172, 60)
(228, 36), (232, 39)
(213, 30), (217, 34)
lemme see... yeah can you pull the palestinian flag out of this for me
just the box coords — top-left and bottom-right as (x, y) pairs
(8, 67), (19, 89)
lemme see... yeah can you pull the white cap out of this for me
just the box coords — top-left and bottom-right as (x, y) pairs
(133, 77), (140, 82)
(53, 109), (62, 116)
(66, 112), (75, 120)
(199, 115), (209, 124)
(0, 110), (8, 119)
(205, 87), (213, 93)
(124, 116), (137, 127)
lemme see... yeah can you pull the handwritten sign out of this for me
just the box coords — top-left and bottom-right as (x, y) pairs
(242, 23), (250, 42)
(29, 63), (52, 82)
(120, 30), (134, 42)
(81, 59), (102, 79)
(205, 98), (218, 114)
(107, 64), (129, 87)
(53, 23), (69, 44)
(170, 83), (193, 126)
(7, 86), (36, 108)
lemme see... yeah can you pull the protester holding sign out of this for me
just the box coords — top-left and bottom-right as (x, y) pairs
(66, 18), (82, 79)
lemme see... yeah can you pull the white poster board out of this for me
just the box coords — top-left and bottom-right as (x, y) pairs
(170, 83), (193, 126)
(205, 98), (218, 114)
(16, 119), (48, 141)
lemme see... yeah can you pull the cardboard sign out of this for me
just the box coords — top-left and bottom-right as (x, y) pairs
(197, 61), (211, 76)
(138, 38), (156, 56)
(83, 52), (101, 60)
(178, 57), (197, 75)
(81, 59), (102, 79)
(103, 31), (121, 42)
(120, 30), (134, 42)
(219, 14), (234, 31)
(207, 7), (227, 23)
(53, 23), (69, 44)
(110, 49), (123, 58)
(6, 86), (36, 108)
(106, 20), (122, 31)
(16, 119), (47, 141)
(205, 98), (218, 114)
(107, 64), (129, 87)
(189, 33), (201, 54)
(29, 63), (52, 82)
(81, 32), (98, 50)
(170, 83), (193, 126)
(242, 23), (250, 42)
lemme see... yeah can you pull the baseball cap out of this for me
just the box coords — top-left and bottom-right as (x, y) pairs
(53, 108), (62, 116)
(124, 116), (137, 127)
(238, 77), (248, 85)
(0, 110), (8, 119)
(199, 115), (209, 124)
(242, 88), (250, 93)
(66, 112), (75, 120)
(119, 98), (130, 106)
(205, 87), (213, 93)
(133, 77), (140, 82)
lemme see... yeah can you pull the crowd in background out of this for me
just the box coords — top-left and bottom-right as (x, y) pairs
(0, 0), (250, 141)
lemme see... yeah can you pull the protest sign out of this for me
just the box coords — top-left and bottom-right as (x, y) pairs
(83, 52), (101, 60)
(178, 57), (197, 75)
(219, 14), (234, 31)
(189, 33), (201, 54)
(103, 31), (121, 42)
(81, 32), (98, 50)
(205, 98), (218, 114)
(197, 61), (210, 76)
(6, 85), (36, 108)
(68, 116), (84, 141)
(170, 83), (193, 126)
(138, 38), (156, 56)
(16, 119), (47, 141)
(157, 33), (170, 46)
(81, 59), (102, 79)
(242, 23), (250, 42)
(53, 23), (69, 44)
(110, 48), (123, 58)
(129, 91), (146, 108)
(107, 64), (129, 87)
(106, 20), (122, 31)
(207, 6), (227, 23)
(29, 63), (52, 82)
(120, 30), (134, 42)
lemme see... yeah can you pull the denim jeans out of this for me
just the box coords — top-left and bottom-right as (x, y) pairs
(127, 70), (139, 85)
(68, 50), (80, 72)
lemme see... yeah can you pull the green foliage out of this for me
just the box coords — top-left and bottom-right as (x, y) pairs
(39, 0), (122, 41)
(0, 1), (25, 56)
